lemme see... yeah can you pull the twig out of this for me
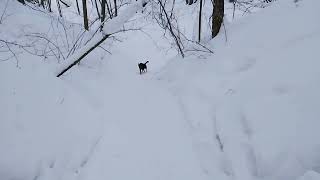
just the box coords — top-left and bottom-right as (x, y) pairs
(1, 40), (20, 67)
(25, 33), (66, 60)
(222, 21), (227, 43)
(98, 46), (112, 54)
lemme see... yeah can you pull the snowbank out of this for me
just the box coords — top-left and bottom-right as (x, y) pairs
(0, 49), (102, 180)
(158, 0), (320, 180)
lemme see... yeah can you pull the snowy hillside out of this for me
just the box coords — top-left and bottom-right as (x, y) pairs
(159, 0), (320, 180)
(1, 0), (320, 180)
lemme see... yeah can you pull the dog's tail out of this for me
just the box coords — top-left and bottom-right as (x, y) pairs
(145, 61), (149, 64)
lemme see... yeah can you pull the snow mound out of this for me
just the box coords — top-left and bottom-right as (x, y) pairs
(0, 51), (102, 180)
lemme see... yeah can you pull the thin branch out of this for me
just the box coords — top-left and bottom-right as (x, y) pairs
(25, 33), (66, 60)
(1, 40), (20, 67)
(222, 21), (227, 43)
(59, 0), (70, 7)
(0, 0), (10, 24)
(98, 45), (112, 54)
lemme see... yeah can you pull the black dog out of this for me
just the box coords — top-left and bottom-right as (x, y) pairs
(138, 61), (149, 74)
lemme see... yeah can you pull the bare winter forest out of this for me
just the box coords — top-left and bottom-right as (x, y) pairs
(1, 0), (320, 180)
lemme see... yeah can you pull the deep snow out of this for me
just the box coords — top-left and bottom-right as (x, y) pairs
(1, 0), (320, 180)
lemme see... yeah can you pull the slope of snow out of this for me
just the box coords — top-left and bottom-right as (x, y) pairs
(1, 0), (320, 180)
(59, 51), (209, 180)
(158, 0), (320, 180)
(0, 55), (103, 180)
(1, 1), (206, 180)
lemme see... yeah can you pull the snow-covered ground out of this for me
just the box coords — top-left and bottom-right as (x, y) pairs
(1, 0), (320, 180)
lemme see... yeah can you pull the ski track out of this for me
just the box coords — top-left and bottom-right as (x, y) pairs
(62, 52), (260, 180)
(166, 74), (260, 180)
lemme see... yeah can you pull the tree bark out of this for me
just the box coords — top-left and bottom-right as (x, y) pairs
(82, 0), (89, 30)
(211, 0), (224, 38)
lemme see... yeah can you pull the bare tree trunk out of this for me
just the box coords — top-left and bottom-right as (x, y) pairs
(48, 0), (52, 12)
(211, 0), (224, 38)
(40, 0), (45, 8)
(82, 0), (89, 30)
(101, 0), (106, 22)
(158, 0), (184, 57)
(105, 0), (113, 19)
(232, 1), (235, 19)
(75, 0), (81, 14)
(100, 0), (106, 30)
(108, 0), (113, 17)
(94, 0), (101, 19)
(114, 0), (117, 16)
(56, 0), (63, 17)
(198, 0), (202, 42)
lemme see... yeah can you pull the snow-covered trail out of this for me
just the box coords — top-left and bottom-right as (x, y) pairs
(63, 51), (209, 180)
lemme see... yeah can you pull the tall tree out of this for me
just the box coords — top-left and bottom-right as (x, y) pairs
(100, 0), (106, 31)
(211, 0), (224, 38)
(198, 0), (203, 42)
(40, 0), (45, 8)
(94, 0), (101, 19)
(82, 0), (89, 30)
(75, 0), (81, 14)
(101, 0), (106, 22)
(114, 0), (117, 16)
(108, 0), (113, 17)
(104, 0), (113, 19)
(48, 0), (52, 12)
(56, 0), (63, 17)
(158, 0), (184, 57)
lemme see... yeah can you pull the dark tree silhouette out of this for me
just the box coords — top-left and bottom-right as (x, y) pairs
(82, 0), (89, 30)
(211, 0), (224, 38)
